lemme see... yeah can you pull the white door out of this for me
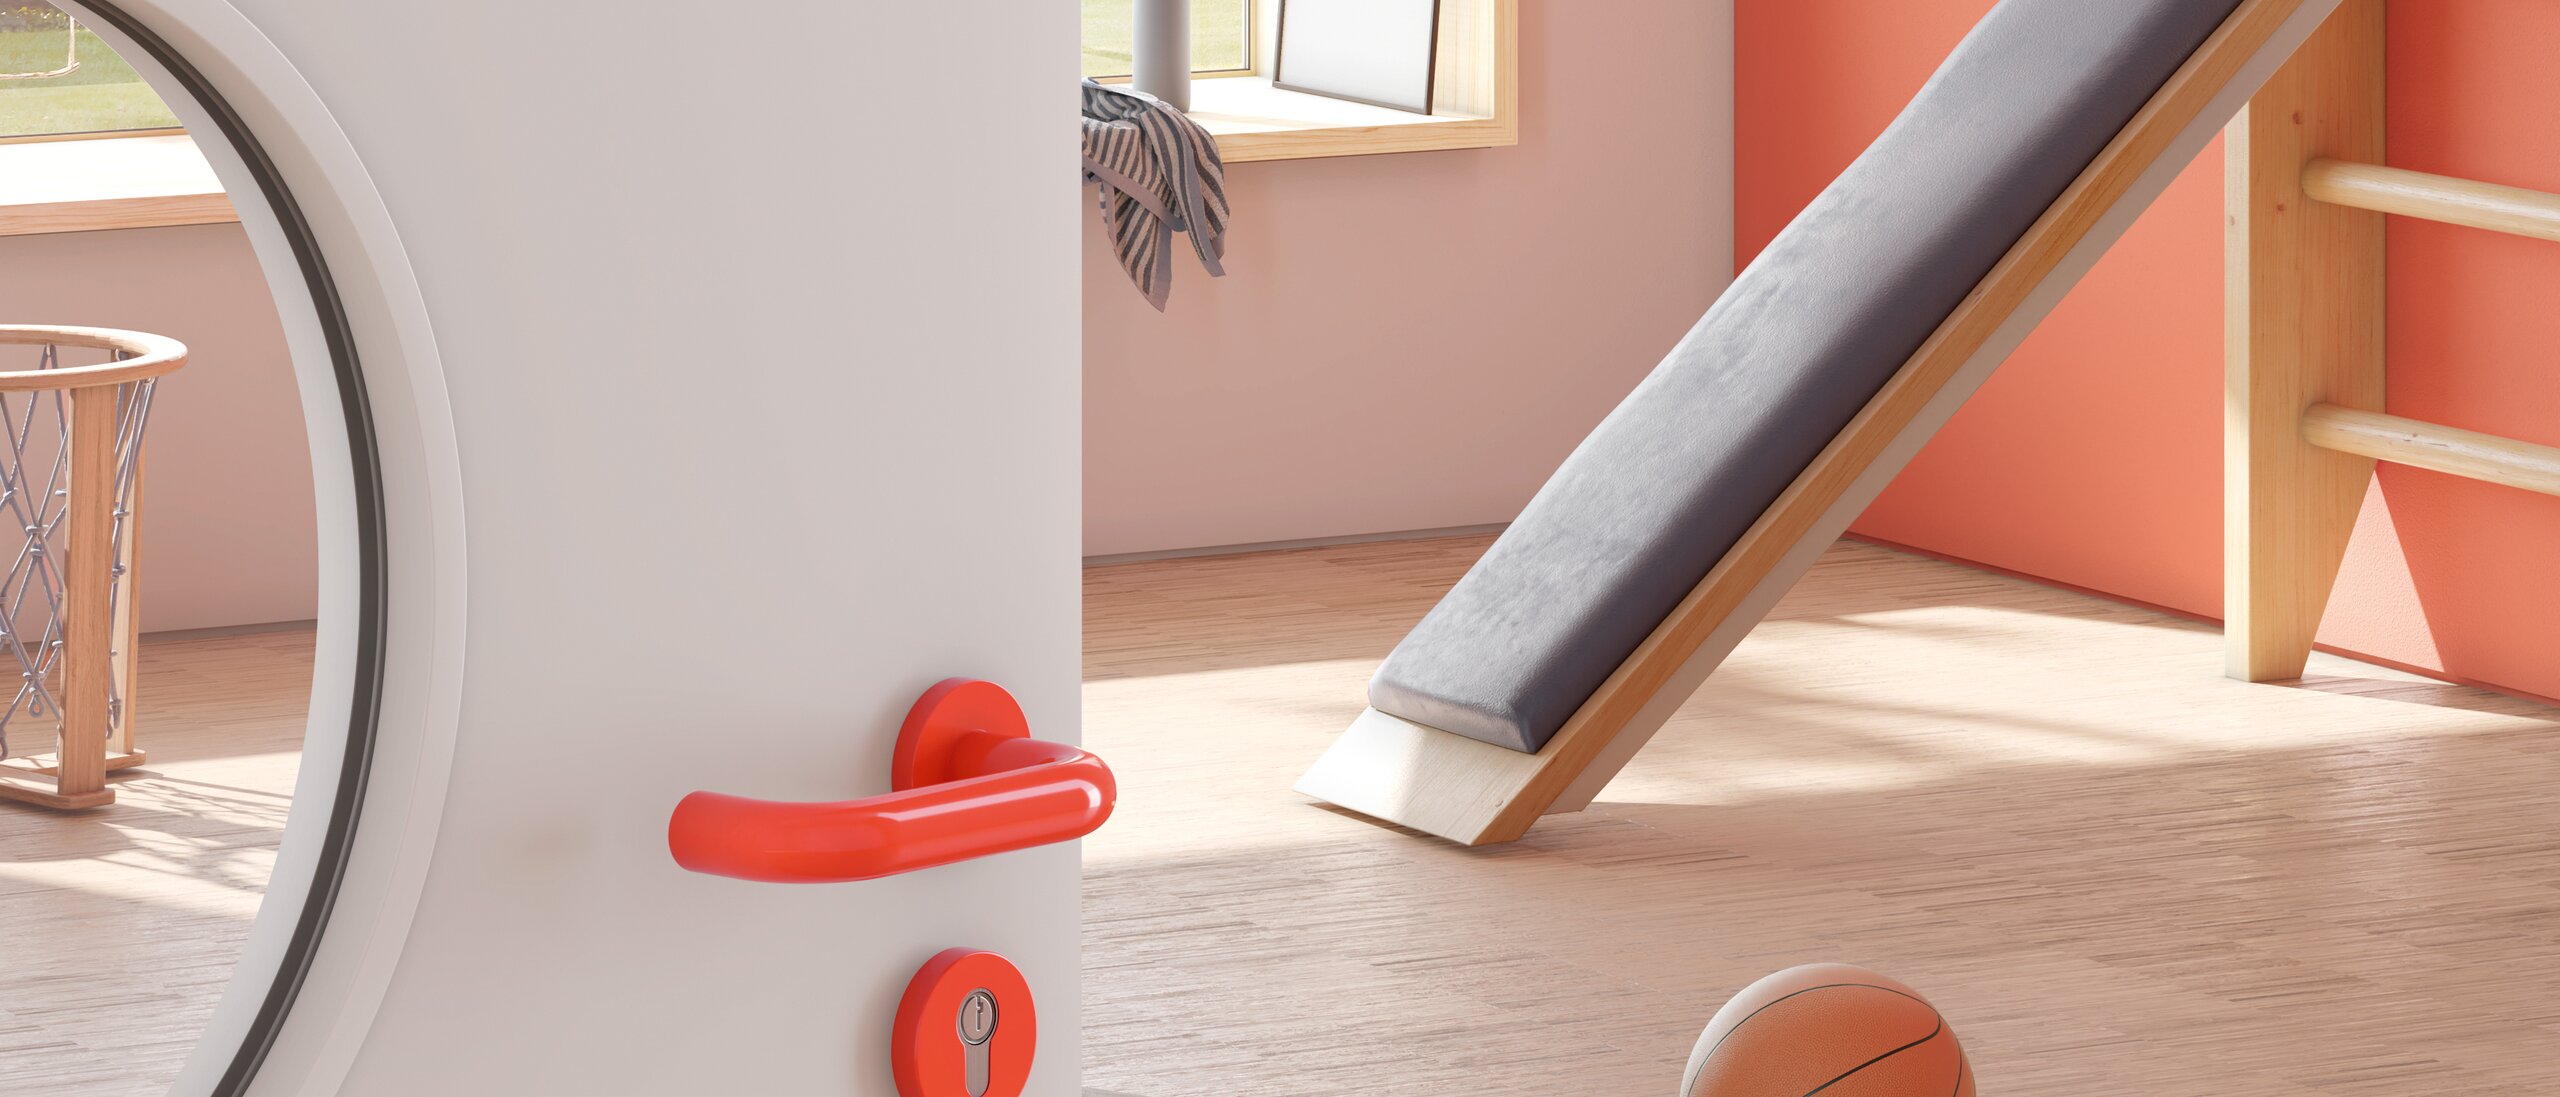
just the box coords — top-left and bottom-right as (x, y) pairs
(84, 1), (1089, 1095)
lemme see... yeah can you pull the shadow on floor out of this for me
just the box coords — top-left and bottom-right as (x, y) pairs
(1082, 534), (2560, 1096)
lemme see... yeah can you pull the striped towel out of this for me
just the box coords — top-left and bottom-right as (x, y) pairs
(1082, 80), (1229, 310)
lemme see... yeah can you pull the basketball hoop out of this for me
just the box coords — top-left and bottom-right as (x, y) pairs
(0, 326), (185, 811)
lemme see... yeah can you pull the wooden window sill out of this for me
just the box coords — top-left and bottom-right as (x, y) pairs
(0, 134), (237, 238)
(1190, 77), (1516, 163)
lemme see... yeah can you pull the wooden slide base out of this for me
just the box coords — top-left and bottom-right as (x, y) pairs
(1296, 708), (1549, 845)
(1299, 0), (2347, 846)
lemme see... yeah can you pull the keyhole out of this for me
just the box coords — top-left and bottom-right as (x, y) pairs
(958, 990), (997, 1044)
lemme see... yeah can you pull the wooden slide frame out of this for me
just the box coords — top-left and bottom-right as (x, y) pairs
(2227, 0), (2560, 681)
(1299, 0), (2348, 846)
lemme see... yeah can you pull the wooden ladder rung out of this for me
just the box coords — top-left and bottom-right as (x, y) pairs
(2302, 159), (2560, 242)
(2302, 403), (2560, 496)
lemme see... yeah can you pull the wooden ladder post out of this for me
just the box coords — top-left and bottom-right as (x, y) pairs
(2225, 0), (2385, 683)
(53, 384), (123, 808)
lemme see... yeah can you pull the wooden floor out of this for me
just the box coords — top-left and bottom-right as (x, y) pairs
(1082, 536), (2560, 1097)
(0, 628), (311, 1097)
(8, 542), (2558, 1096)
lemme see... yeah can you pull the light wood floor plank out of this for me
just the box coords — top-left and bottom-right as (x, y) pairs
(0, 629), (310, 1097)
(1083, 536), (2560, 1097)
(10, 541), (2559, 1096)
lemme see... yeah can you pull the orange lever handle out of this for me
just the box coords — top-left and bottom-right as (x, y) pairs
(667, 679), (1114, 884)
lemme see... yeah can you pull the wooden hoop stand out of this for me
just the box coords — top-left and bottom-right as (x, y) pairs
(0, 325), (186, 811)
(2224, 0), (2560, 680)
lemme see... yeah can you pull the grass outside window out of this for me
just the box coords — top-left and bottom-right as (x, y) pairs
(1081, 0), (1252, 80)
(0, 4), (182, 140)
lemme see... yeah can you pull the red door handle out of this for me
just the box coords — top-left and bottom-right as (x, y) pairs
(668, 678), (1114, 883)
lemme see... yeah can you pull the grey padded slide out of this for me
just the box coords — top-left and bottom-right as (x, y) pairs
(1367, 0), (2246, 753)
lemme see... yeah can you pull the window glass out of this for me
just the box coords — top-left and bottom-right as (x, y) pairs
(1082, 0), (1253, 80)
(0, 3), (181, 139)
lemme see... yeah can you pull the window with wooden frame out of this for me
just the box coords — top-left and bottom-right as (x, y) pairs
(0, 3), (230, 237)
(1080, 0), (1515, 163)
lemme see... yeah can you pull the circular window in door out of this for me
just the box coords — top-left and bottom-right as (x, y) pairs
(1, 3), (461, 1095)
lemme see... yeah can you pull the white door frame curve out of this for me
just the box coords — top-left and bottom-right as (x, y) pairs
(54, 3), (467, 1096)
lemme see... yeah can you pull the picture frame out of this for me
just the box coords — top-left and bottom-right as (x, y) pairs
(1272, 0), (1442, 115)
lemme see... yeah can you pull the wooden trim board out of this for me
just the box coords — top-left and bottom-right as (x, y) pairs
(1298, 0), (2347, 846)
(2223, 0), (2385, 683)
(0, 126), (188, 146)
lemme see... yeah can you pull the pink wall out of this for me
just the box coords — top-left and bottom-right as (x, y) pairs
(0, 224), (316, 632)
(1742, 0), (2560, 701)
(1083, 1), (1734, 557)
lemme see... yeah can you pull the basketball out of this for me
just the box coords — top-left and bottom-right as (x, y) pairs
(1682, 964), (1973, 1097)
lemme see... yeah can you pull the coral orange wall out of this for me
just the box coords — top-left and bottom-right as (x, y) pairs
(1740, 0), (2560, 700)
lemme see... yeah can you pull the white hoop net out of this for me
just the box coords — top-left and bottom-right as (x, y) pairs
(0, 342), (156, 761)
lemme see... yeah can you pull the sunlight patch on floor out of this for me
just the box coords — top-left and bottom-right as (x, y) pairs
(1085, 600), (2555, 861)
(1083, 537), (2560, 1097)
